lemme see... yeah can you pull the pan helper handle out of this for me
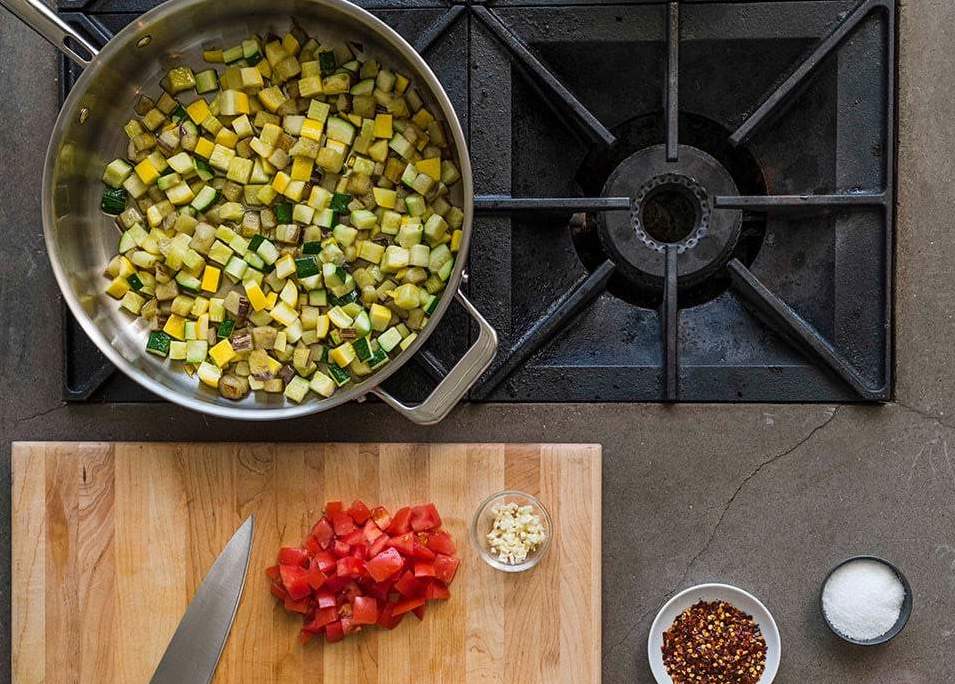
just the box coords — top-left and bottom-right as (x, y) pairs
(372, 290), (497, 425)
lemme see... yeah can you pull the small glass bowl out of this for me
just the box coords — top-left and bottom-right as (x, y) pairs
(470, 490), (552, 572)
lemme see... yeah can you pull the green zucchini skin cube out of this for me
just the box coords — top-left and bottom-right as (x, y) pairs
(146, 331), (172, 357)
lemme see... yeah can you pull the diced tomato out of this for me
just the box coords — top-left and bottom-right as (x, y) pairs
(306, 606), (338, 631)
(322, 574), (351, 593)
(311, 517), (335, 550)
(280, 565), (312, 600)
(278, 546), (309, 567)
(387, 506), (412, 535)
(426, 530), (457, 555)
(304, 534), (322, 556)
(325, 620), (344, 643)
(306, 565), (326, 590)
(394, 570), (425, 598)
(270, 582), (288, 601)
(434, 554), (460, 584)
(341, 616), (361, 635)
(363, 519), (384, 544)
(352, 596), (379, 625)
(348, 499), (372, 525)
(368, 534), (390, 557)
(376, 602), (401, 630)
(314, 550), (337, 573)
(414, 562), (436, 578)
(337, 556), (366, 578)
(366, 547), (404, 582)
(388, 532), (415, 556)
(272, 499), (458, 645)
(371, 506), (392, 530)
(410, 503), (442, 532)
(284, 596), (311, 614)
(393, 596), (426, 616)
(425, 580), (451, 600)
(411, 540), (436, 561)
(366, 578), (394, 602)
(342, 529), (364, 546)
(332, 511), (356, 536)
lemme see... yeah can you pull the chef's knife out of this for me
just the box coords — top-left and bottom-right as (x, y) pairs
(150, 515), (255, 684)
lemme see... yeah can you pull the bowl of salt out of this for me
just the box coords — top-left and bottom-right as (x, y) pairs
(820, 555), (912, 645)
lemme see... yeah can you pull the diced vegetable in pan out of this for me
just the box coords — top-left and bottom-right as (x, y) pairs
(100, 25), (465, 402)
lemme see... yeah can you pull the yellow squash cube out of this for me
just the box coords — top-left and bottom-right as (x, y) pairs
(271, 171), (291, 194)
(415, 157), (441, 182)
(291, 156), (314, 182)
(194, 137), (215, 159)
(243, 280), (269, 311)
(300, 118), (324, 142)
(374, 114), (393, 139)
(209, 339), (237, 368)
(372, 187), (397, 209)
(134, 158), (160, 185)
(186, 98), (211, 124)
(163, 314), (186, 340)
(330, 342), (356, 368)
(200, 265), (221, 293)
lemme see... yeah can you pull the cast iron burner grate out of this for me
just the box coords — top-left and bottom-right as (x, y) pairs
(58, 0), (895, 404)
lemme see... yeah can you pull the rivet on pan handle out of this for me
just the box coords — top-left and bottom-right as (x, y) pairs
(1, 0), (99, 67)
(372, 290), (497, 425)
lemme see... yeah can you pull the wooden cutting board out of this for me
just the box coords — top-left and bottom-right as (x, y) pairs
(12, 442), (601, 684)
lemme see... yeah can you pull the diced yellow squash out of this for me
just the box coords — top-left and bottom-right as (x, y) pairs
(134, 158), (160, 185)
(120, 291), (146, 315)
(257, 86), (286, 113)
(209, 339), (237, 367)
(227, 156), (254, 184)
(271, 171), (291, 194)
(186, 98), (211, 124)
(315, 314), (330, 339)
(106, 276), (130, 299)
(412, 108), (434, 128)
(300, 118), (324, 142)
(215, 127), (239, 149)
(284, 180), (306, 202)
(197, 361), (221, 388)
(330, 342), (356, 368)
(291, 156), (314, 181)
(415, 157), (441, 182)
(194, 137), (215, 159)
(373, 114), (393, 138)
(282, 32), (300, 56)
(369, 303), (392, 331)
(163, 314), (187, 340)
(265, 291), (278, 309)
(256, 184), (278, 205)
(450, 229), (463, 252)
(219, 89), (250, 116)
(244, 279), (269, 311)
(200, 265), (220, 292)
(394, 73), (410, 95)
(372, 187), (397, 209)
(298, 76), (323, 98)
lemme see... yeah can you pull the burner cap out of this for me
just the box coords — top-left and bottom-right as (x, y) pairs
(598, 144), (743, 291)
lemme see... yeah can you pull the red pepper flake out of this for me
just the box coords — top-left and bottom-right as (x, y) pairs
(662, 600), (767, 684)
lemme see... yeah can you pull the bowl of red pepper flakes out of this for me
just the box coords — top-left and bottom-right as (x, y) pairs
(647, 583), (781, 684)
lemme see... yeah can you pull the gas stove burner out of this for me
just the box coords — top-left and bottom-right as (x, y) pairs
(630, 172), (711, 254)
(574, 114), (768, 309)
(599, 144), (742, 296)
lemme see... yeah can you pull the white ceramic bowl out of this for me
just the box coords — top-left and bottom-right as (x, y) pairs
(648, 583), (781, 683)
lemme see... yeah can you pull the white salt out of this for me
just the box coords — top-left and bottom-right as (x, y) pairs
(822, 559), (905, 641)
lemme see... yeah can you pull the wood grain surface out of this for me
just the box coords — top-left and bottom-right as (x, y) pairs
(12, 442), (601, 684)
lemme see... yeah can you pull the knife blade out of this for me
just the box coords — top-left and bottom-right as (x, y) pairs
(150, 515), (255, 684)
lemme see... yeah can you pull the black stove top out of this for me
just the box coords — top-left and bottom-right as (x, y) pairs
(58, 0), (896, 404)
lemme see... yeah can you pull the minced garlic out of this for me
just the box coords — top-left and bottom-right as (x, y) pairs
(486, 502), (546, 564)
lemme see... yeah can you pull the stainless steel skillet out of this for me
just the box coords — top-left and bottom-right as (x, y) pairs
(1, 0), (496, 424)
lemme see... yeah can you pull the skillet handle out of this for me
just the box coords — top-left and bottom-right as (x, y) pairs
(0, 0), (99, 67)
(371, 290), (497, 425)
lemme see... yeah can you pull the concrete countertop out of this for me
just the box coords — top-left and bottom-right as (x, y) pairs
(2, 2), (954, 682)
